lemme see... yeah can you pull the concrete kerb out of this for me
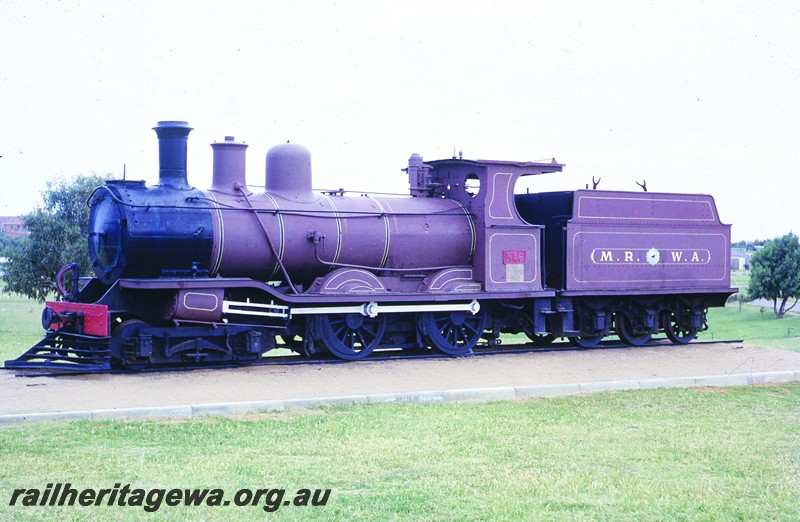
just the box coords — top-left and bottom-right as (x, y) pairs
(191, 400), (285, 417)
(91, 405), (193, 421)
(0, 370), (798, 426)
(284, 395), (370, 410)
(750, 370), (797, 385)
(515, 383), (581, 398)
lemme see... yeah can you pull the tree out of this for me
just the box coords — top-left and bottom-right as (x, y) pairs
(1, 174), (108, 302)
(731, 239), (767, 250)
(747, 233), (800, 319)
(727, 292), (752, 312)
(0, 236), (21, 258)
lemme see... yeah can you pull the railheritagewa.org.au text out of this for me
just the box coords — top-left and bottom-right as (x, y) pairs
(8, 483), (331, 513)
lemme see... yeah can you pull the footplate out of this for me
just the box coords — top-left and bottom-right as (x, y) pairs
(5, 331), (112, 370)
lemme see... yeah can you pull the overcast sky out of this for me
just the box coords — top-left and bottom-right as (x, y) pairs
(1, 0), (798, 241)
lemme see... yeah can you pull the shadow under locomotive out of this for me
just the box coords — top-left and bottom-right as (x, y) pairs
(6, 121), (736, 370)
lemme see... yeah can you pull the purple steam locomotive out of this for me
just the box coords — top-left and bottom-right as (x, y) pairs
(12, 121), (735, 369)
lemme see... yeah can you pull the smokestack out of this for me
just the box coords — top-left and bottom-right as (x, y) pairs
(211, 136), (248, 193)
(153, 121), (193, 189)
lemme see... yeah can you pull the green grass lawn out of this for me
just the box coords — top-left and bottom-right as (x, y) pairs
(0, 292), (45, 363)
(1, 384), (799, 521)
(702, 305), (800, 351)
(730, 269), (750, 292)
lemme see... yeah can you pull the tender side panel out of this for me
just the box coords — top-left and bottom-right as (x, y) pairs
(565, 190), (731, 292)
(567, 224), (730, 290)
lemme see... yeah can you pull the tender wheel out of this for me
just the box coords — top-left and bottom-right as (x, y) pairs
(568, 334), (603, 348)
(316, 313), (387, 360)
(615, 313), (652, 346)
(663, 311), (698, 344)
(419, 309), (487, 355)
(111, 319), (151, 370)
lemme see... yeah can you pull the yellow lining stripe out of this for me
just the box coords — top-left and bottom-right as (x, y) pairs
(204, 191), (225, 276)
(320, 195), (343, 270)
(264, 193), (285, 278)
(452, 199), (477, 257)
(367, 196), (391, 268)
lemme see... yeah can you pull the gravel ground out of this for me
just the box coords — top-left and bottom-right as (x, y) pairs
(2, 342), (800, 416)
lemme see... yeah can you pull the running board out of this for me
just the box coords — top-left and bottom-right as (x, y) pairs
(221, 298), (481, 320)
(290, 300), (481, 318)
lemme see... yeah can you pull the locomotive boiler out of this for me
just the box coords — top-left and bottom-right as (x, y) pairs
(90, 122), (475, 284)
(8, 121), (736, 370)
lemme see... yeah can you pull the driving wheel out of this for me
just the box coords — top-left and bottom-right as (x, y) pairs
(316, 313), (387, 360)
(419, 309), (487, 355)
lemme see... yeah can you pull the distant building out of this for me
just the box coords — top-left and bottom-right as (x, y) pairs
(0, 216), (29, 239)
(730, 247), (755, 270)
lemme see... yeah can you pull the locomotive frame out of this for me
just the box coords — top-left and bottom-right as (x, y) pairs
(7, 121), (735, 370)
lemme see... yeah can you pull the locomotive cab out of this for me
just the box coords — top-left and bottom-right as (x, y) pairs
(408, 155), (564, 293)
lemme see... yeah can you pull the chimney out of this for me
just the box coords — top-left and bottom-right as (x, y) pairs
(153, 121), (193, 189)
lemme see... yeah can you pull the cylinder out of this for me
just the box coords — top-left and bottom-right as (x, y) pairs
(211, 136), (248, 193)
(153, 121), (193, 189)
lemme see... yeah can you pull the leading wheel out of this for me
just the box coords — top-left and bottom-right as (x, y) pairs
(111, 319), (151, 370)
(615, 313), (652, 346)
(419, 309), (487, 355)
(316, 313), (387, 360)
(663, 311), (698, 344)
